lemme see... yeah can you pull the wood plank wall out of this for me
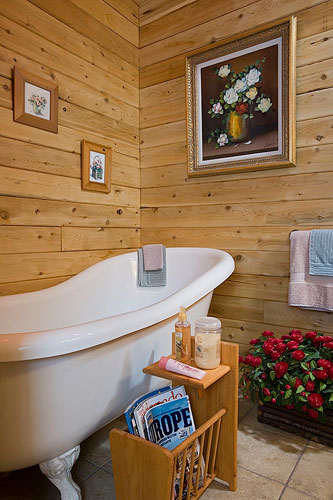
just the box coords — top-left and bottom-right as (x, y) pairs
(139, 0), (333, 354)
(0, 0), (140, 295)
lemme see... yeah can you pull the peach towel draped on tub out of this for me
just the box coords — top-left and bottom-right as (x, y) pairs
(142, 244), (164, 271)
(288, 231), (333, 312)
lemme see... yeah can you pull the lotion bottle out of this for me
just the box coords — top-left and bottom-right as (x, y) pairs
(175, 306), (191, 363)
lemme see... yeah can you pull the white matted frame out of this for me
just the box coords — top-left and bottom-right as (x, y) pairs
(81, 140), (112, 194)
(14, 66), (58, 133)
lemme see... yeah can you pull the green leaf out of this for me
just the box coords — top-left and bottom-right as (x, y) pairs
(243, 113), (249, 119)
(207, 137), (212, 143)
(284, 390), (292, 399)
(317, 406), (324, 413)
(301, 362), (309, 371)
(270, 370), (276, 381)
(329, 393), (333, 402)
(296, 385), (305, 393)
(309, 372), (315, 381)
(320, 382), (327, 391)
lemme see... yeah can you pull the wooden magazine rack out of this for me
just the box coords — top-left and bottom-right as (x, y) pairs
(110, 339), (238, 500)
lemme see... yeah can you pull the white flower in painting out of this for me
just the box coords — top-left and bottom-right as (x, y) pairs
(217, 133), (228, 147)
(234, 78), (247, 93)
(224, 88), (238, 105)
(245, 87), (258, 100)
(246, 68), (261, 86)
(218, 65), (230, 78)
(258, 97), (272, 113)
(212, 102), (223, 114)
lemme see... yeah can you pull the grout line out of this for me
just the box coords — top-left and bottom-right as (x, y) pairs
(78, 468), (100, 483)
(277, 438), (309, 500)
(81, 456), (112, 470)
(79, 459), (113, 484)
(280, 485), (322, 500)
(238, 404), (256, 423)
(241, 418), (309, 442)
(237, 465), (285, 486)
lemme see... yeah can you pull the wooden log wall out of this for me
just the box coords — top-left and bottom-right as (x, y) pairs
(0, 0), (140, 295)
(139, 0), (333, 354)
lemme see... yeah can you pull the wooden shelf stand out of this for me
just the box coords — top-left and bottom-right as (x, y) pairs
(110, 339), (238, 499)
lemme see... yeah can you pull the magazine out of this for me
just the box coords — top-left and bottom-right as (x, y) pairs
(124, 385), (172, 436)
(134, 385), (187, 439)
(144, 396), (195, 451)
(144, 396), (204, 499)
(173, 443), (204, 500)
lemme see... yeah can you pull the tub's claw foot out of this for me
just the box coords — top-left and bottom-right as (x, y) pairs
(39, 445), (81, 500)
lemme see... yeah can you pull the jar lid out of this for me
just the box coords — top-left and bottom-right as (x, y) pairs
(195, 316), (221, 330)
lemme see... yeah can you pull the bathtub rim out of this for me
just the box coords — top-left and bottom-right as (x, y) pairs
(0, 247), (234, 362)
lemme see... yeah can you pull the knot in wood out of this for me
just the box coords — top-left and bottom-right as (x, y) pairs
(0, 210), (9, 220)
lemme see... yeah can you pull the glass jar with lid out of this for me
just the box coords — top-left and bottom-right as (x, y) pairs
(194, 316), (222, 369)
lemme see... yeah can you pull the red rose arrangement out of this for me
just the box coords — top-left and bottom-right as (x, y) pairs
(239, 330), (333, 421)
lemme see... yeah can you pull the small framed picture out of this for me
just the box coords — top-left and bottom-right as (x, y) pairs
(81, 140), (112, 193)
(14, 67), (58, 133)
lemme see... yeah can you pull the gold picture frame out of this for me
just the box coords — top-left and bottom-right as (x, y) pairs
(14, 66), (58, 133)
(185, 17), (296, 176)
(81, 140), (112, 194)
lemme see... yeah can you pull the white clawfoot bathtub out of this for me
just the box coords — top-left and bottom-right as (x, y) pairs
(0, 247), (234, 499)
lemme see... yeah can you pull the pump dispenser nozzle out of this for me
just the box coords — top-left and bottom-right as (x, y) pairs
(178, 306), (187, 322)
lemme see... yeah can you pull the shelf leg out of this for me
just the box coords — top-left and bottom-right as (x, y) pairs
(185, 341), (238, 492)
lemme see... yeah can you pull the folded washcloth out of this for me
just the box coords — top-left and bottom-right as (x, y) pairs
(138, 247), (166, 287)
(309, 229), (333, 276)
(288, 230), (333, 312)
(143, 244), (164, 271)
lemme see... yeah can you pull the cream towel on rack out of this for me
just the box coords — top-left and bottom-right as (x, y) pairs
(288, 230), (333, 312)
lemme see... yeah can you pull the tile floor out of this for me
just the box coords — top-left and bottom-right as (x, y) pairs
(1, 398), (332, 500)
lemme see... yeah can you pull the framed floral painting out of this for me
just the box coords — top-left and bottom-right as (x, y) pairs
(14, 67), (58, 133)
(185, 17), (296, 176)
(81, 140), (112, 193)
